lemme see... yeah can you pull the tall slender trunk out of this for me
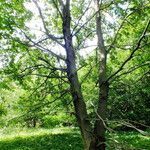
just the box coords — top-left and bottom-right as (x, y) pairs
(61, 0), (109, 149)
(89, 1), (109, 150)
(62, 1), (93, 149)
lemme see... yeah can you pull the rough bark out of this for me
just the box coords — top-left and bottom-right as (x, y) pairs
(62, 1), (93, 149)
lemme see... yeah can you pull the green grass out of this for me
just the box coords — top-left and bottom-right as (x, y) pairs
(107, 131), (150, 150)
(0, 127), (150, 150)
(0, 127), (83, 150)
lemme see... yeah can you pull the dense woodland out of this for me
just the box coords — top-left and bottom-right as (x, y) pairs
(0, 0), (150, 150)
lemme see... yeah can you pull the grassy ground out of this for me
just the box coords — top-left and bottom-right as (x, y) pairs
(107, 131), (150, 150)
(0, 127), (150, 150)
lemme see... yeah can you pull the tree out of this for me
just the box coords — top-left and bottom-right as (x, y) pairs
(91, 0), (150, 149)
(1, 0), (150, 149)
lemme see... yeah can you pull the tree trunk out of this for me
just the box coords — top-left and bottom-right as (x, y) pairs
(89, 1), (109, 149)
(61, 0), (108, 149)
(62, 1), (93, 149)
(91, 82), (109, 150)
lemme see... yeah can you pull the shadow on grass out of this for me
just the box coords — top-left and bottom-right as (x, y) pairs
(0, 132), (83, 150)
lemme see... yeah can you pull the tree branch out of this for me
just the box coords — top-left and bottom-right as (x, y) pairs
(72, 0), (92, 34)
(21, 30), (66, 61)
(38, 57), (67, 72)
(32, 0), (64, 47)
(107, 19), (150, 82)
(107, 5), (133, 53)
(73, 1), (113, 37)
(52, 0), (63, 19)
(20, 73), (67, 79)
(110, 61), (150, 82)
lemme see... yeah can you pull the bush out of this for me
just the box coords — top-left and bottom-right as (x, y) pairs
(41, 114), (76, 128)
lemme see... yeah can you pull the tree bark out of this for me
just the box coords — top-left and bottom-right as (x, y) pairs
(89, 1), (109, 149)
(62, 1), (93, 149)
(61, 0), (109, 149)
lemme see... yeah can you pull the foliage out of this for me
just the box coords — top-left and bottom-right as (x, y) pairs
(41, 114), (76, 128)
(108, 69), (150, 127)
(0, 0), (150, 149)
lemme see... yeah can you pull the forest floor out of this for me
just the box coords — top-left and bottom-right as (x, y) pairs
(0, 127), (150, 150)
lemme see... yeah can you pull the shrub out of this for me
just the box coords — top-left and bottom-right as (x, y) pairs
(41, 114), (76, 128)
